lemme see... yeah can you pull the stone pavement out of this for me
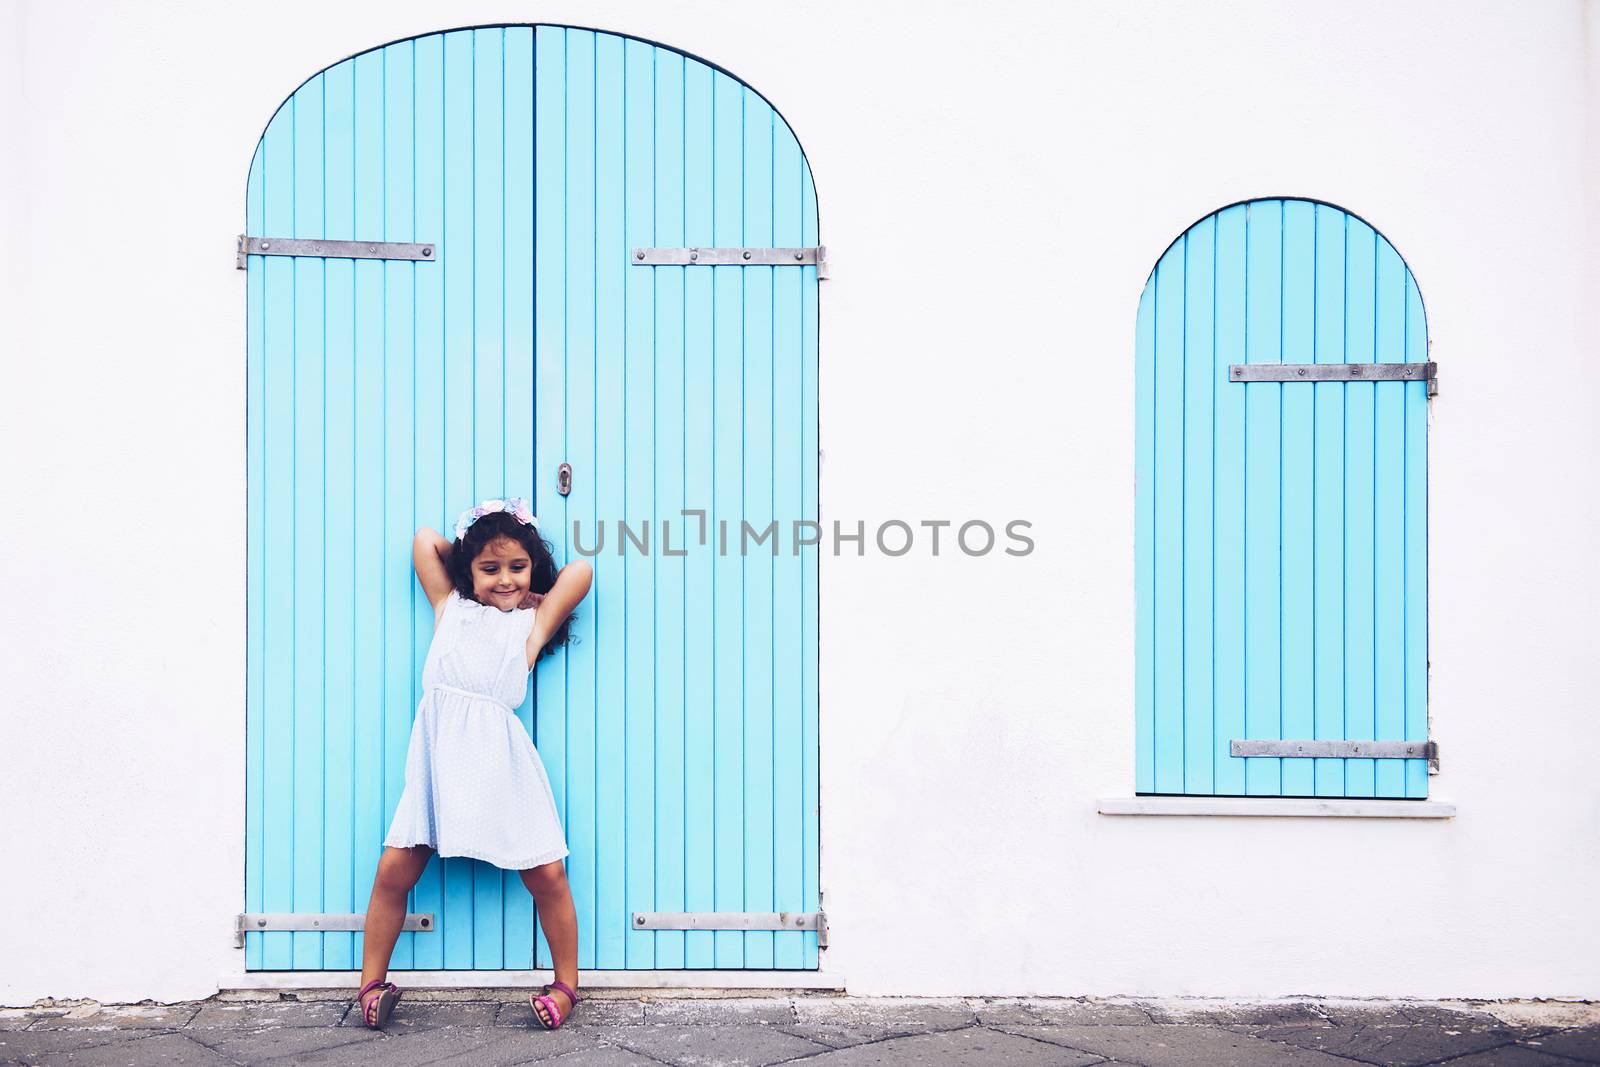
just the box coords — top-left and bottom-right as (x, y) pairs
(2, 992), (1596, 1066)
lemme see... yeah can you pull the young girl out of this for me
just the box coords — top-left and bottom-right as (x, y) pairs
(355, 497), (593, 1031)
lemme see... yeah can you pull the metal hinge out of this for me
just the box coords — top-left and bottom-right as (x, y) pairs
(1231, 739), (1439, 773)
(237, 235), (437, 270)
(234, 912), (435, 949)
(631, 910), (828, 948)
(1229, 362), (1438, 397)
(630, 245), (829, 280)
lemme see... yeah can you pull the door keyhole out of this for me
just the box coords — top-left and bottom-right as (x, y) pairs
(557, 462), (572, 497)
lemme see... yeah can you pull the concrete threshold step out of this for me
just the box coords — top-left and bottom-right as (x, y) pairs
(219, 969), (845, 997)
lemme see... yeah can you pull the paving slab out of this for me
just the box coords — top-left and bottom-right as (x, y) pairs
(181, 1022), (380, 1063)
(1307, 1002), (1489, 1030)
(334, 998), (500, 1032)
(1515, 1028), (1600, 1063)
(0, 1028), (152, 1063)
(1430, 1044), (1592, 1066)
(1000, 1022), (1360, 1066)
(538, 1047), (681, 1066)
(977, 998), (1151, 1026)
(409, 1026), (654, 1064)
(945, 998), (1039, 1026)
(0, 1011), (46, 1033)
(1390, 1004), (1518, 1028)
(23, 1004), (200, 1032)
(478, 1029), (664, 1064)
(610, 1022), (832, 1066)
(640, 997), (800, 1027)
(1144, 1000), (1333, 1028)
(1252, 1018), (1530, 1065)
(778, 999), (976, 1049)
(3, 1031), (233, 1065)
(253, 1026), (530, 1066)
(800, 1026), (1105, 1065)
(188, 1000), (349, 1028)
(495, 996), (652, 1028)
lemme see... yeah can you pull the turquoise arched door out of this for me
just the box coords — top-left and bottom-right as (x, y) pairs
(1135, 199), (1430, 799)
(244, 26), (820, 971)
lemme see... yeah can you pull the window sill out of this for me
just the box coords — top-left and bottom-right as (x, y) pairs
(1097, 797), (1455, 818)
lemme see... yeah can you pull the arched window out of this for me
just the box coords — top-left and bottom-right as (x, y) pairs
(1134, 198), (1431, 798)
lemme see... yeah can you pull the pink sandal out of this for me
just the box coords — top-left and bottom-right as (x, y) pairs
(530, 980), (580, 1029)
(356, 978), (402, 1029)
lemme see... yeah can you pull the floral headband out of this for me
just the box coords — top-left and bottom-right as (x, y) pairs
(453, 497), (539, 542)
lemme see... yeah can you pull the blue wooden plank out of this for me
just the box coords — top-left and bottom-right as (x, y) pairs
(681, 56), (717, 969)
(1373, 237), (1408, 799)
(473, 29), (508, 507)
(771, 118), (806, 968)
(532, 23), (570, 971)
(244, 135), (266, 971)
(261, 100), (296, 968)
(377, 38), (420, 970)
(593, 29), (628, 971)
(1152, 239), (1185, 793)
(349, 45), (386, 971)
(1134, 278), (1155, 794)
(474, 28), (507, 510)
(563, 26), (600, 970)
(741, 87), (777, 968)
(409, 32), (447, 969)
(1243, 199), (1282, 796)
(711, 68), (746, 969)
(651, 47), (688, 971)
(1181, 217), (1215, 793)
(1342, 217), (1378, 797)
(798, 168), (821, 970)
(470, 27), (509, 969)
(1312, 205), (1348, 796)
(623, 35), (658, 969)
(502, 24), (537, 969)
(1403, 275), (1429, 798)
(800, 165), (820, 968)
(290, 74), (327, 969)
(322, 59), (357, 970)
(1280, 200), (1316, 796)
(439, 28), (478, 969)
(1210, 206), (1247, 796)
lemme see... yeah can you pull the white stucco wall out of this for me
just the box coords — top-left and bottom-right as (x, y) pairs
(3, 0), (1597, 1005)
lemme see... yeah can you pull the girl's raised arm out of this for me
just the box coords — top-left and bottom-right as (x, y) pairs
(526, 559), (593, 664)
(413, 528), (455, 614)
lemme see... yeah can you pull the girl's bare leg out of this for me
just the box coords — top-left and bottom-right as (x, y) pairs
(358, 846), (434, 1008)
(519, 859), (579, 1024)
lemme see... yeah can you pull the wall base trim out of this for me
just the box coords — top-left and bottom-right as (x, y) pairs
(220, 970), (844, 993)
(1098, 797), (1455, 818)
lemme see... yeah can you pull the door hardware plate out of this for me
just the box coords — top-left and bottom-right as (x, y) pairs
(237, 235), (437, 269)
(631, 245), (828, 279)
(1229, 361), (1437, 396)
(631, 911), (828, 948)
(234, 912), (434, 948)
(1231, 739), (1437, 763)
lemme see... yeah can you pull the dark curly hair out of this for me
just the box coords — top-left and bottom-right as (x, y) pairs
(447, 511), (576, 654)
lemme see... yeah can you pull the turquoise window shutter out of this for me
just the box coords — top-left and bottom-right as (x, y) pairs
(246, 25), (820, 971)
(1135, 199), (1429, 799)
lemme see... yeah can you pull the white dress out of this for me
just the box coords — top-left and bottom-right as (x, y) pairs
(383, 590), (569, 870)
